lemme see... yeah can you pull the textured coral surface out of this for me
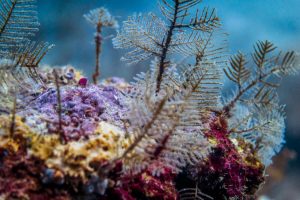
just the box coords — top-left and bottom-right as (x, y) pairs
(0, 72), (179, 199)
(198, 113), (264, 199)
(0, 74), (266, 200)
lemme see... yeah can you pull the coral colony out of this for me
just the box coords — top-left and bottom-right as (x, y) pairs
(0, 0), (299, 200)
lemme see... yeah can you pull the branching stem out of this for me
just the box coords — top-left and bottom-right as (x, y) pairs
(93, 24), (103, 84)
(54, 69), (65, 143)
(223, 67), (281, 115)
(9, 93), (17, 137)
(0, 0), (16, 35)
(121, 97), (168, 159)
(156, 0), (180, 92)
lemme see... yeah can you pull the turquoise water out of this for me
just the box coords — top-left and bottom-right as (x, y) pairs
(37, 0), (300, 79)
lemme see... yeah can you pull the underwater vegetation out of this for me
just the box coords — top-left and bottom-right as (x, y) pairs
(0, 0), (299, 199)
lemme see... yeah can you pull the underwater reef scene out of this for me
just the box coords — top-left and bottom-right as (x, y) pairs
(0, 0), (299, 199)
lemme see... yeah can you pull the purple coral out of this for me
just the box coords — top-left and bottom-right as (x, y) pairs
(24, 84), (126, 141)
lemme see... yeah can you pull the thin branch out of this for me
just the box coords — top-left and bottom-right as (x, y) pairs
(120, 97), (168, 159)
(152, 119), (178, 159)
(93, 24), (102, 84)
(85, 7), (118, 84)
(195, 33), (212, 65)
(174, 7), (220, 32)
(0, 0), (16, 35)
(229, 122), (270, 135)
(53, 69), (65, 143)
(9, 92), (17, 137)
(223, 66), (282, 115)
(156, 0), (180, 92)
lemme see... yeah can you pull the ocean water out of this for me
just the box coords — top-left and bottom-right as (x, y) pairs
(37, 0), (300, 154)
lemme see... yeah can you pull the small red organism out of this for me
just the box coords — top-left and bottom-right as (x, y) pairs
(78, 77), (88, 87)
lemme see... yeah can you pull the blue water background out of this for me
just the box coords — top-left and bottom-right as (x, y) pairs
(36, 1), (300, 198)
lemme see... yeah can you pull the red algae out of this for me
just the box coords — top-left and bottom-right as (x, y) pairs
(113, 162), (178, 200)
(195, 112), (265, 199)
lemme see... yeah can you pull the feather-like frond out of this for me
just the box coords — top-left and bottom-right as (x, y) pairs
(159, 0), (220, 32)
(254, 107), (286, 166)
(181, 61), (222, 114)
(113, 13), (165, 64)
(0, 0), (53, 90)
(159, 0), (202, 22)
(194, 31), (228, 66)
(84, 7), (118, 84)
(0, 41), (54, 88)
(230, 104), (286, 166)
(223, 40), (300, 113)
(276, 51), (299, 76)
(224, 52), (250, 90)
(84, 7), (118, 28)
(0, 0), (39, 54)
(113, 0), (223, 92)
(223, 42), (299, 167)
(120, 61), (213, 174)
(14, 41), (54, 69)
(174, 7), (220, 32)
(170, 29), (227, 65)
(249, 86), (278, 109)
(252, 40), (276, 69)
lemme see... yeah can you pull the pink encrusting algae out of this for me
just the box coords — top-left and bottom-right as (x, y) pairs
(197, 112), (264, 199)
